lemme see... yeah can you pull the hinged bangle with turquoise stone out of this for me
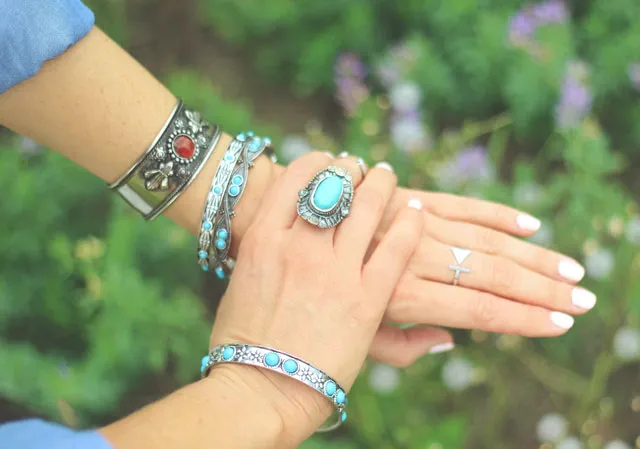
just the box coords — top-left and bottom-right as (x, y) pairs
(209, 131), (277, 279)
(201, 343), (348, 432)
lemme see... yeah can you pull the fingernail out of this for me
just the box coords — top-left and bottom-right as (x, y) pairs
(375, 161), (394, 172)
(516, 214), (541, 231)
(429, 342), (455, 354)
(323, 152), (335, 159)
(408, 198), (422, 210)
(572, 287), (597, 310)
(558, 260), (585, 282)
(550, 311), (575, 330)
(338, 151), (349, 158)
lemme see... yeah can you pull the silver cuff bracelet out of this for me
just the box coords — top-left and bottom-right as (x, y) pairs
(201, 343), (348, 431)
(109, 100), (221, 220)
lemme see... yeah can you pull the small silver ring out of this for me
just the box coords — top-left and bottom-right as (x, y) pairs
(355, 158), (368, 177)
(448, 247), (472, 286)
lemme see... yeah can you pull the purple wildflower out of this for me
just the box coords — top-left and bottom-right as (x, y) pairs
(508, 1), (568, 47)
(508, 11), (537, 44)
(531, 0), (568, 23)
(334, 52), (369, 115)
(435, 146), (495, 190)
(554, 61), (593, 129)
(628, 62), (640, 90)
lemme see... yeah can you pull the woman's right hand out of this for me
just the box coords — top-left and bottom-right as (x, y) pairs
(208, 153), (424, 445)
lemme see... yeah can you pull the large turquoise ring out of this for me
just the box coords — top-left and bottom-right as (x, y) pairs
(297, 166), (354, 229)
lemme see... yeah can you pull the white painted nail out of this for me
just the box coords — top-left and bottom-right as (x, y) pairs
(323, 152), (335, 159)
(550, 311), (575, 330)
(572, 287), (597, 310)
(375, 161), (394, 172)
(429, 342), (455, 354)
(408, 198), (422, 210)
(516, 214), (541, 232)
(338, 151), (349, 158)
(558, 260), (585, 282)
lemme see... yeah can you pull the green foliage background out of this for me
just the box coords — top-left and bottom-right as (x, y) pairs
(1, 1), (639, 448)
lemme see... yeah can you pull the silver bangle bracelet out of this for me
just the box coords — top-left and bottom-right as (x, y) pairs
(201, 343), (348, 432)
(209, 132), (277, 278)
(109, 100), (221, 220)
(198, 132), (277, 279)
(197, 135), (245, 276)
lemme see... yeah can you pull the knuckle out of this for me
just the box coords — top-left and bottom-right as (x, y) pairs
(470, 292), (499, 327)
(474, 227), (503, 254)
(356, 188), (386, 218)
(386, 352), (416, 368)
(286, 151), (328, 175)
(487, 258), (517, 293)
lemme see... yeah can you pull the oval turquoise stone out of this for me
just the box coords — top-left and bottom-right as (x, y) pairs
(335, 389), (346, 404)
(341, 411), (347, 423)
(283, 359), (298, 374)
(312, 175), (343, 212)
(324, 380), (337, 396)
(265, 352), (280, 367)
(222, 346), (235, 361)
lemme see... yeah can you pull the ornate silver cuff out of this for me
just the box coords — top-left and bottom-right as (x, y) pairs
(201, 343), (348, 432)
(109, 100), (221, 220)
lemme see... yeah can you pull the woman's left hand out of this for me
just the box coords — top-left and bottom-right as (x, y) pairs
(272, 155), (594, 369)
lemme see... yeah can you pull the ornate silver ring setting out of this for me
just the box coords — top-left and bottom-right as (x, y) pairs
(297, 166), (354, 229)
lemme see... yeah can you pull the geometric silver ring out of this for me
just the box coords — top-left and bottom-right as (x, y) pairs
(449, 247), (472, 286)
(297, 166), (354, 229)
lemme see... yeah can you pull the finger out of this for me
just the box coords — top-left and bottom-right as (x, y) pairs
(334, 162), (397, 263)
(291, 156), (366, 236)
(401, 188), (542, 237)
(364, 199), (425, 302)
(257, 151), (332, 230)
(388, 275), (576, 337)
(424, 213), (585, 284)
(368, 324), (454, 368)
(409, 235), (596, 315)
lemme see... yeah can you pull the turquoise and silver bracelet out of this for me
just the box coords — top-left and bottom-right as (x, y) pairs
(197, 135), (245, 276)
(197, 131), (276, 279)
(209, 132), (276, 278)
(201, 343), (348, 431)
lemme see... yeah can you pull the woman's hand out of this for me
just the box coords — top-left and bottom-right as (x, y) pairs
(382, 186), (592, 337)
(247, 154), (594, 369)
(209, 153), (424, 445)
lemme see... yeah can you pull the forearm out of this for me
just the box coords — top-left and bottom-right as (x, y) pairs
(100, 365), (290, 449)
(0, 27), (282, 248)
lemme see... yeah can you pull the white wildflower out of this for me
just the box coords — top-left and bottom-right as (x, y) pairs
(368, 363), (400, 393)
(613, 327), (640, 360)
(556, 436), (584, 449)
(441, 358), (473, 392)
(536, 413), (568, 443)
(584, 247), (614, 280)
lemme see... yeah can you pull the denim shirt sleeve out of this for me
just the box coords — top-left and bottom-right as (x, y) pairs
(0, 419), (113, 449)
(0, 0), (95, 93)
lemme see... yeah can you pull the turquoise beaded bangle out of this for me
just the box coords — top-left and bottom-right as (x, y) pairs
(201, 343), (348, 432)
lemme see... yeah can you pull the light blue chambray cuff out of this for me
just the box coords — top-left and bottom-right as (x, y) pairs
(0, 419), (113, 449)
(0, 0), (95, 93)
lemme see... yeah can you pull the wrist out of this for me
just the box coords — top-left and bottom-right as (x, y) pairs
(206, 362), (333, 446)
(163, 132), (284, 258)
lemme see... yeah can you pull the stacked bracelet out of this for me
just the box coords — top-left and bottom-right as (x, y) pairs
(109, 100), (221, 220)
(197, 131), (276, 278)
(201, 344), (348, 431)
